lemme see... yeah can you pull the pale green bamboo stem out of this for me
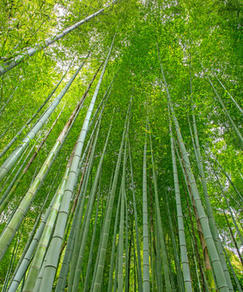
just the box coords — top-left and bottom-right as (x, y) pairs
(107, 190), (122, 292)
(22, 158), (71, 291)
(223, 246), (243, 292)
(189, 76), (234, 290)
(170, 127), (193, 292)
(118, 141), (127, 292)
(128, 139), (143, 292)
(7, 188), (58, 292)
(0, 144), (35, 212)
(143, 133), (150, 292)
(83, 192), (101, 292)
(70, 118), (113, 292)
(92, 103), (130, 292)
(149, 132), (171, 292)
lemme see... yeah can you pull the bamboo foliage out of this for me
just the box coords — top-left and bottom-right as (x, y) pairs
(92, 102), (130, 292)
(143, 131), (150, 292)
(169, 124), (192, 292)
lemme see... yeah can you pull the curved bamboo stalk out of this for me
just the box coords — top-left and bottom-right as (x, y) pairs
(22, 157), (72, 291)
(83, 191), (101, 292)
(189, 69), (234, 291)
(149, 132), (171, 292)
(107, 188), (122, 292)
(118, 140), (127, 292)
(143, 132), (150, 292)
(169, 127), (192, 292)
(0, 143), (35, 210)
(7, 180), (58, 292)
(128, 139), (143, 292)
(70, 117), (113, 292)
(92, 103), (130, 292)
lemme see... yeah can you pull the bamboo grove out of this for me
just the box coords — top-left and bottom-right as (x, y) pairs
(0, 0), (242, 291)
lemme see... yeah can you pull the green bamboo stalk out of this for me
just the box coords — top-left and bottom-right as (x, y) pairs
(128, 139), (143, 292)
(118, 141), (127, 292)
(223, 246), (243, 292)
(177, 139), (217, 292)
(143, 132), (150, 292)
(125, 199), (130, 292)
(66, 73), (111, 292)
(7, 179), (58, 292)
(0, 57), (88, 183)
(92, 102), (130, 292)
(83, 191), (101, 292)
(188, 92), (234, 291)
(205, 72), (243, 148)
(22, 156), (72, 291)
(213, 72), (243, 116)
(64, 119), (103, 291)
(149, 132), (171, 292)
(107, 190), (122, 292)
(70, 117), (113, 292)
(2, 231), (21, 292)
(0, 106), (64, 213)
(37, 36), (115, 291)
(54, 138), (94, 292)
(157, 49), (229, 291)
(66, 124), (102, 290)
(0, 80), (86, 261)
(90, 170), (116, 292)
(0, 144), (35, 212)
(169, 128), (193, 292)
(165, 193), (186, 292)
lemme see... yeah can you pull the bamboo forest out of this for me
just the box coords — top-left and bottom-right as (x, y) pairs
(0, 0), (242, 291)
